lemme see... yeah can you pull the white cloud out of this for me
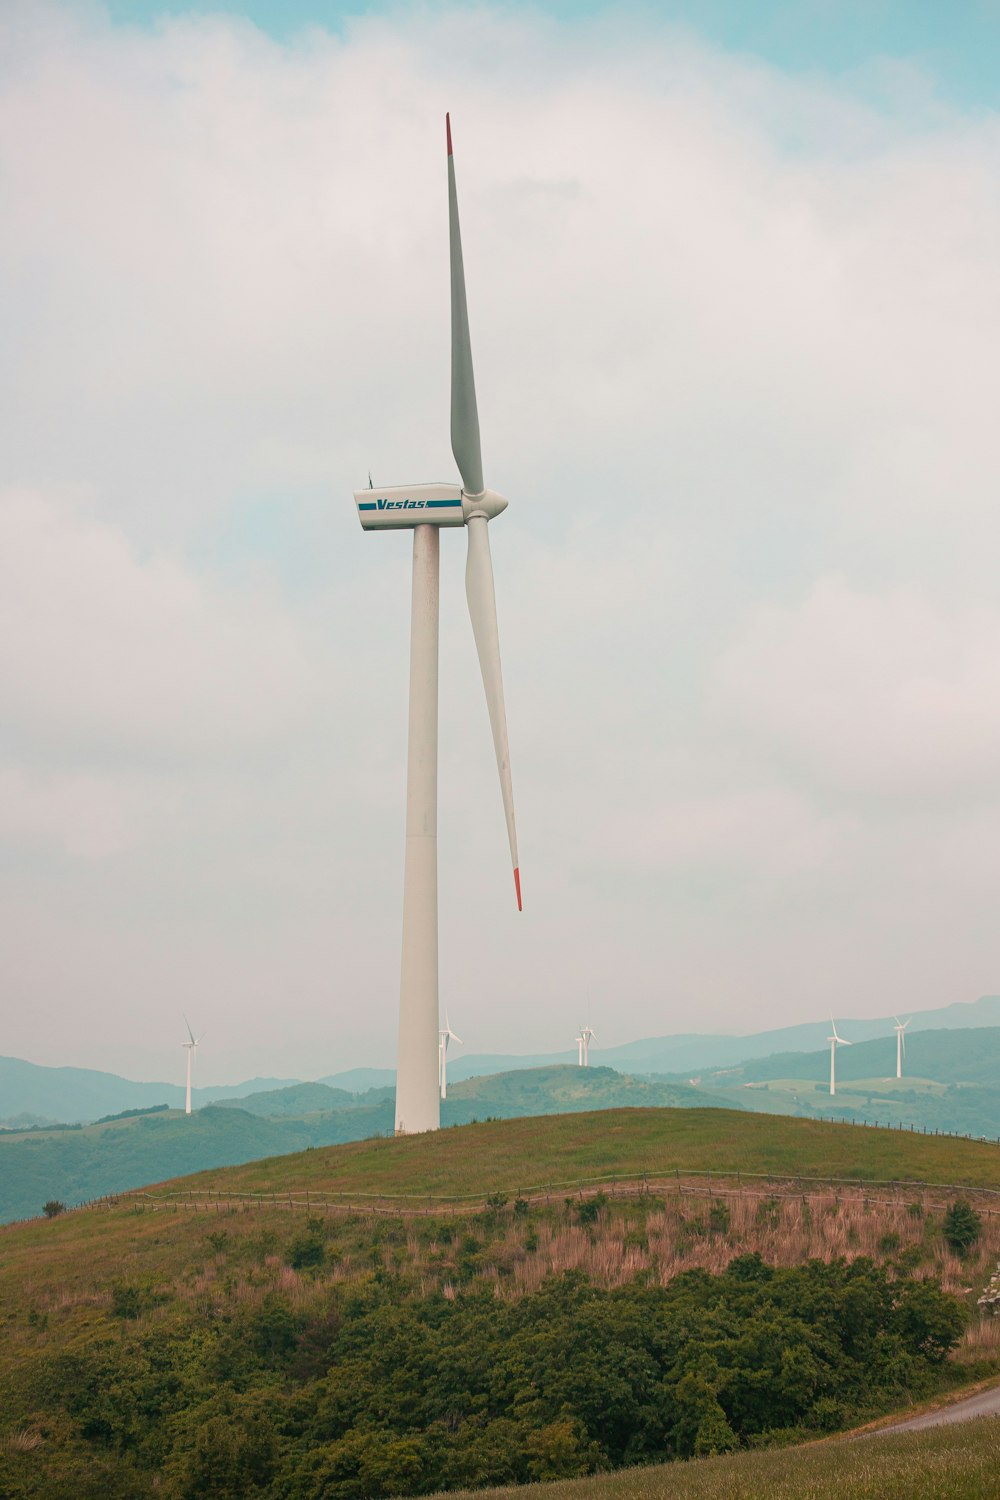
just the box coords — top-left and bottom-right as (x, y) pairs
(0, 489), (321, 757)
(715, 577), (1000, 800)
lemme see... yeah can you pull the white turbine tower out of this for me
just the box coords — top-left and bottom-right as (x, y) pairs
(355, 116), (520, 1136)
(576, 1025), (595, 1067)
(438, 1013), (462, 1100)
(893, 1015), (911, 1079)
(828, 1018), (851, 1097)
(181, 1017), (203, 1116)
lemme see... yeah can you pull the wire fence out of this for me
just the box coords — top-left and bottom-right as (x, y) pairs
(75, 1164), (1000, 1221)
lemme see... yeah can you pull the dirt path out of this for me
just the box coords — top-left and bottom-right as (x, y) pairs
(872, 1381), (1000, 1434)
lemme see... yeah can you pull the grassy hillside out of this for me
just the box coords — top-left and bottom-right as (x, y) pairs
(168, 1104), (1000, 1201)
(3, 1109), (1000, 1499)
(434, 1419), (1000, 1500)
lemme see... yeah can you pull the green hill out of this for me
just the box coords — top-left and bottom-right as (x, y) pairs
(448, 1065), (729, 1117)
(165, 1102), (1000, 1201)
(211, 1082), (371, 1116)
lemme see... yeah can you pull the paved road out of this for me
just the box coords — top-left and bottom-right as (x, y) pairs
(873, 1383), (1000, 1434)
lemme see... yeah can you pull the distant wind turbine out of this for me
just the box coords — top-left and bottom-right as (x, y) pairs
(182, 1017), (204, 1116)
(576, 1024), (596, 1067)
(438, 1013), (462, 1100)
(828, 1018), (851, 1097)
(893, 1015), (911, 1080)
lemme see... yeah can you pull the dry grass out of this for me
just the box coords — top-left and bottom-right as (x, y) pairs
(0, 1428), (43, 1454)
(18, 1180), (990, 1361)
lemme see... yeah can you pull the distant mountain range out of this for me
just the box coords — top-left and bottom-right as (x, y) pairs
(5, 993), (1000, 1126)
(446, 994), (1000, 1082)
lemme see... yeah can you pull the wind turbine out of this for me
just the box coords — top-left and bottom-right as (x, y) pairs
(575, 1032), (584, 1066)
(438, 1013), (462, 1100)
(181, 1017), (204, 1116)
(893, 1015), (911, 1079)
(354, 116), (520, 1136)
(828, 1018), (851, 1097)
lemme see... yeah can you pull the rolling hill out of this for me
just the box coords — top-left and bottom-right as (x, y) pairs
(0, 1067), (731, 1224)
(2, 1109), (999, 1500)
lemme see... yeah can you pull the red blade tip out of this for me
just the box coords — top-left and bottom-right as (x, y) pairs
(514, 867), (522, 911)
(446, 113), (452, 156)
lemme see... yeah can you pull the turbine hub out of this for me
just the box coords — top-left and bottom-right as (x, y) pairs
(462, 488), (508, 523)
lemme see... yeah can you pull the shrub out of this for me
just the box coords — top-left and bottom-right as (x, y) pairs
(288, 1218), (327, 1271)
(708, 1201), (731, 1235)
(576, 1192), (607, 1226)
(112, 1281), (157, 1320)
(943, 1199), (982, 1254)
(43, 1200), (66, 1218)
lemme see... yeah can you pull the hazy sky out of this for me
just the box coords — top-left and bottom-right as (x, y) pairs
(4, 1), (1000, 1084)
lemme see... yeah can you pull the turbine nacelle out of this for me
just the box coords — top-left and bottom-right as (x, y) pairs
(355, 483), (464, 530)
(354, 485), (508, 532)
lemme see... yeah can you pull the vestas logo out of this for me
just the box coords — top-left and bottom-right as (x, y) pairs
(376, 498), (426, 510)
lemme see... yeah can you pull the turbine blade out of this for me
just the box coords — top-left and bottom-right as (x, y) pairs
(466, 514), (520, 908)
(448, 114), (484, 496)
(183, 1014), (195, 1045)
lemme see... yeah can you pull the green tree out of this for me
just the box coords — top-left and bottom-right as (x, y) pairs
(525, 1418), (597, 1480)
